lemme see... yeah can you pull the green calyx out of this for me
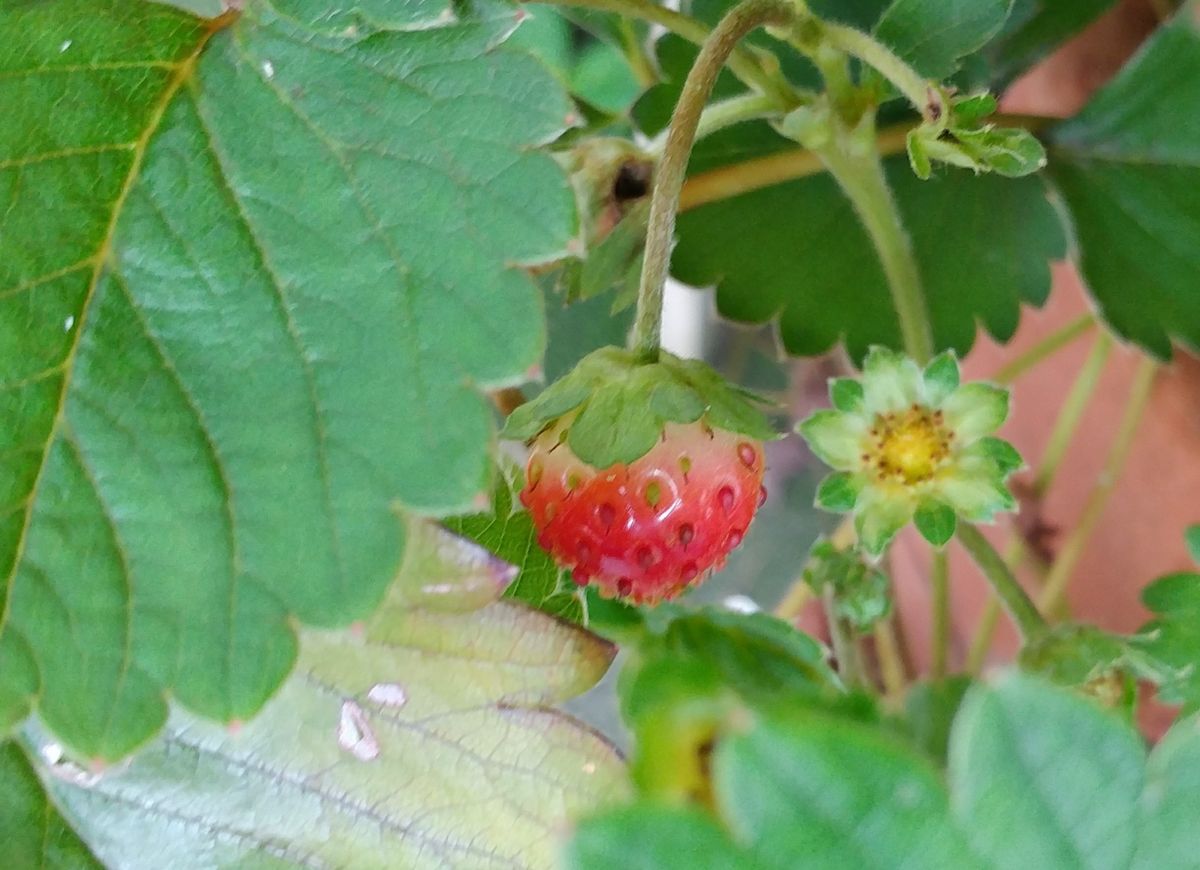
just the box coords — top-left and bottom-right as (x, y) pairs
(500, 347), (779, 468)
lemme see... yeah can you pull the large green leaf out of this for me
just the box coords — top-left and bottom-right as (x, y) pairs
(572, 671), (1200, 868)
(0, 0), (573, 758)
(1048, 17), (1200, 358)
(872, 0), (1013, 80)
(31, 547), (623, 868)
(0, 741), (99, 869)
(950, 673), (1145, 869)
(675, 150), (1065, 359)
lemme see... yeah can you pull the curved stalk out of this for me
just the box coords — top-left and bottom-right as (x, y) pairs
(957, 523), (1047, 643)
(632, 0), (795, 361)
(821, 22), (938, 120)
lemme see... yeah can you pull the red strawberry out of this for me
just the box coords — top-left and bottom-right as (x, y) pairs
(519, 417), (767, 604)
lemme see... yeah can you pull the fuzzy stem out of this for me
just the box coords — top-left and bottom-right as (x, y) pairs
(873, 617), (907, 701)
(531, 0), (791, 103)
(930, 549), (949, 678)
(956, 523), (1048, 643)
(964, 536), (1025, 674)
(818, 137), (934, 362)
(1037, 358), (1157, 615)
(992, 315), (1097, 384)
(823, 585), (861, 686)
(632, 0), (795, 362)
(821, 21), (939, 120)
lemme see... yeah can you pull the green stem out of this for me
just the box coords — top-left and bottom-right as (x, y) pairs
(1033, 331), (1112, 497)
(930, 549), (949, 678)
(651, 92), (786, 156)
(956, 523), (1047, 643)
(817, 132), (934, 362)
(821, 21), (940, 121)
(618, 18), (656, 86)
(1037, 357), (1157, 615)
(992, 314), (1096, 384)
(964, 536), (1025, 674)
(532, 0), (791, 103)
(633, 0), (795, 362)
(823, 585), (861, 686)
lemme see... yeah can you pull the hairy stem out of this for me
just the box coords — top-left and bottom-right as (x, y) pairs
(930, 549), (949, 678)
(873, 617), (907, 701)
(633, 0), (795, 362)
(818, 135), (934, 362)
(992, 314), (1097, 384)
(820, 22), (939, 120)
(1037, 358), (1157, 614)
(964, 536), (1026, 673)
(530, 0), (791, 102)
(957, 523), (1047, 643)
(823, 585), (861, 686)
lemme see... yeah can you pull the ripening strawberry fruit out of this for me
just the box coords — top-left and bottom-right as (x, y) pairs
(519, 417), (766, 604)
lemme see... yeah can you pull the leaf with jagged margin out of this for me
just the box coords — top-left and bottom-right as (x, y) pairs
(0, 0), (575, 760)
(674, 147), (1065, 360)
(31, 547), (624, 868)
(445, 465), (587, 623)
(1047, 17), (1200, 359)
(0, 741), (100, 869)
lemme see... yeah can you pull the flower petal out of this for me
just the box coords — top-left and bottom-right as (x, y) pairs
(942, 382), (1010, 442)
(798, 410), (868, 471)
(937, 466), (1016, 521)
(862, 347), (923, 414)
(855, 491), (914, 557)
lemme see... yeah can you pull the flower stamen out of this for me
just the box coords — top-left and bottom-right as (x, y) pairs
(865, 406), (951, 485)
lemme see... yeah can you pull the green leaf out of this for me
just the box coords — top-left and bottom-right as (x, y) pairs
(566, 803), (752, 870)
(829, 377), (866, 412)
(903, 676), (973, 765)
(976, 435), (1025, 474)
(872, 0), (1014, 80)
(675, 156), (1066, 359)
(1, 0), (576, 757)
(34, 590), (622, 867)
(923, 351), (960, 402)
(1047, 19), (1200, 359)
(915, 500), (957, 546)
(815, 472), (861, 512)
(950, 672), (1145, 869)
(1138, 571), (1200, 712)
(443, 466), (585, 622)
(716, 713), (977, 869)
(802, 539), (891, 631)
(542, 279), (636, 384)
(1134, 712), (1200, 869)
(0, 741), (99, 868)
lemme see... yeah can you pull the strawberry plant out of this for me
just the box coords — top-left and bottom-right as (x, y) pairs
(4, 0), (1200, 867)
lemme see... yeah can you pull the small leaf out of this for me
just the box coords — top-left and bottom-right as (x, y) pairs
(951, 92), (999, 127)
(1137, 571), (1200, 712)
(816, 472), (862, 513)
(802, 539), (892, 631)
(923, 351), (961, 402)
(976, 436), (1025, 474)
(829, 377), (866, 412)
(954, 126), (1048, 177)
(444, 467), (585, 622)
(915, 501), (957, 546)
(907, 128), (933, 179)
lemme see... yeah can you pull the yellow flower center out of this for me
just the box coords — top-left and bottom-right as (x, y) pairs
(864, 406), (952, 485)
